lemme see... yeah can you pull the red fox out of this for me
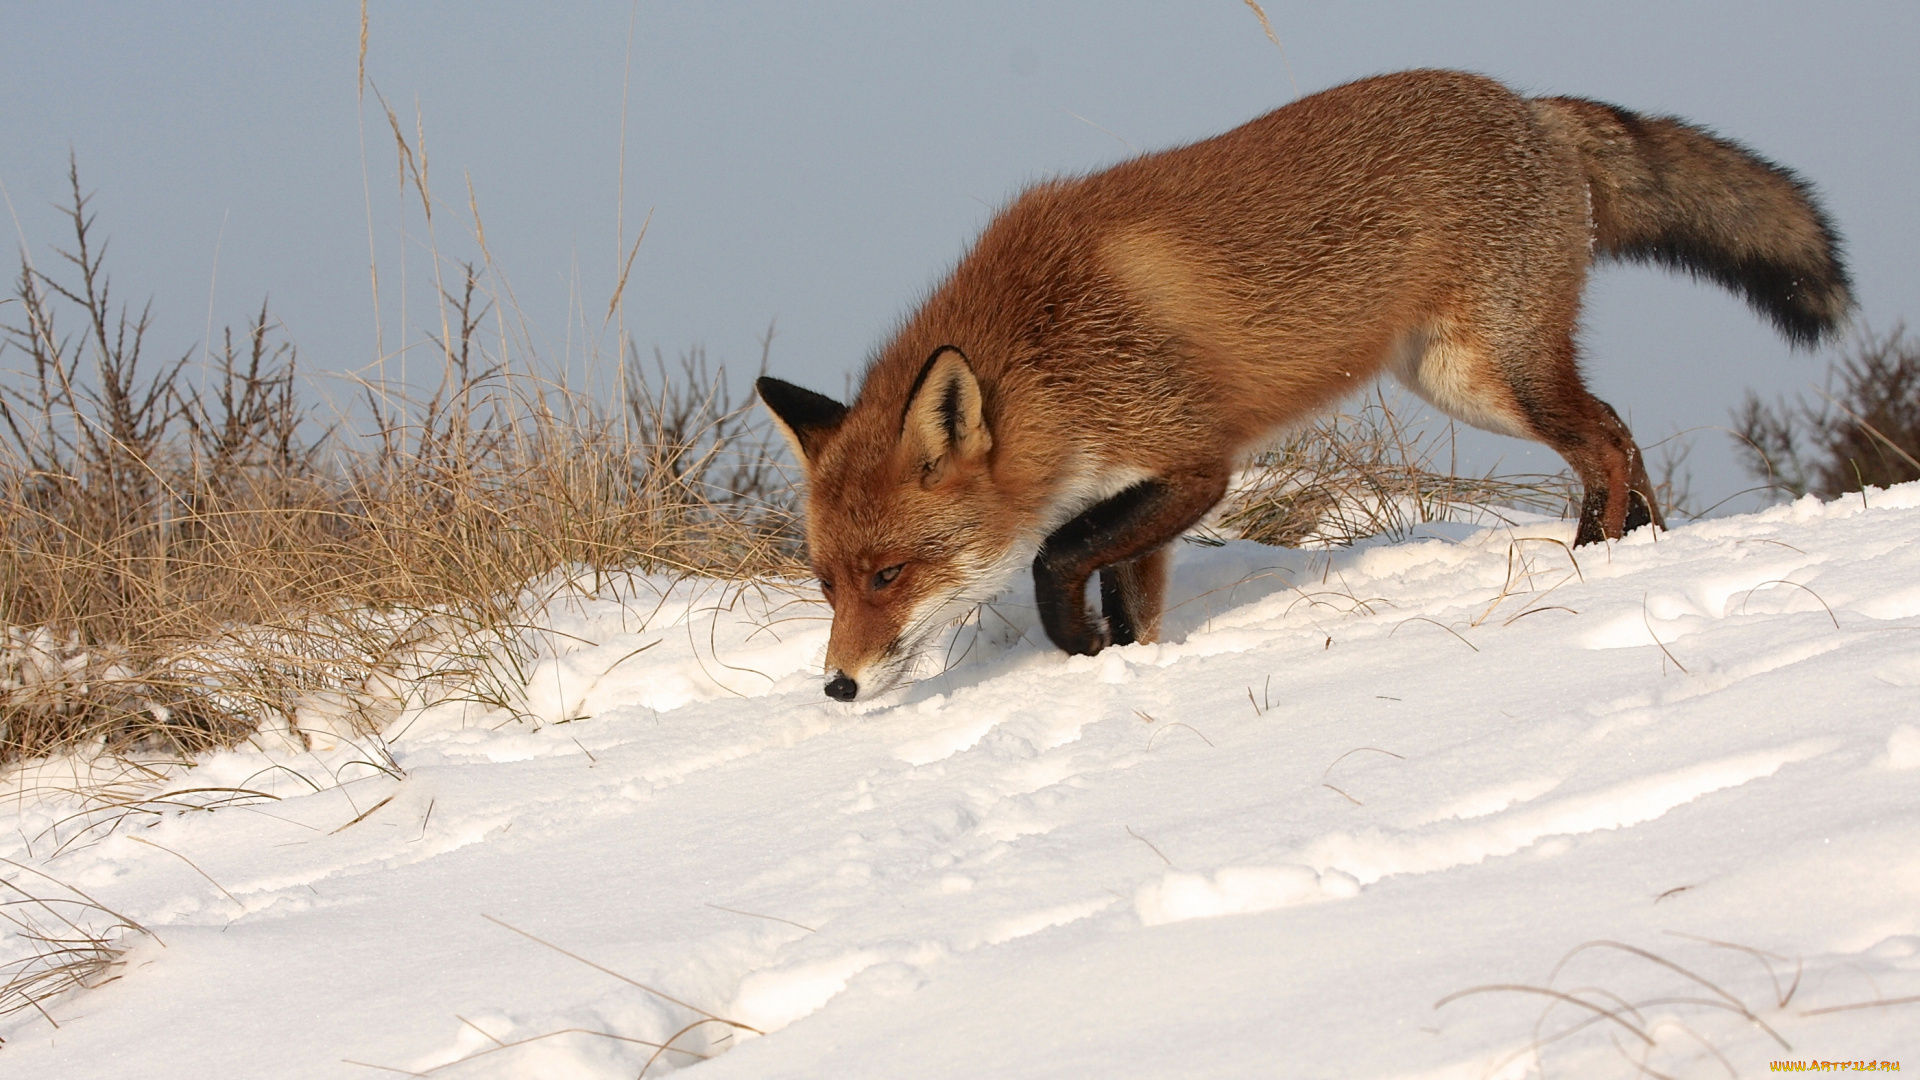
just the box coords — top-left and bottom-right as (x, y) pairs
(758, 69), (1851, 702)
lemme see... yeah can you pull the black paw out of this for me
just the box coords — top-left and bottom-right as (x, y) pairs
(1057, 616), (1112, 657)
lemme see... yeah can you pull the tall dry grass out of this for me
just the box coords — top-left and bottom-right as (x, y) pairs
(1, 164), (800, 768)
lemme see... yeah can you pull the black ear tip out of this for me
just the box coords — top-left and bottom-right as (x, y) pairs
(758, 377), (850, 433)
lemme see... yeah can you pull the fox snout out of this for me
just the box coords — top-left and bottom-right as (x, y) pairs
(823, 672), (859, 701)
(819, 597), (916, 702)
(819, 650), (907, 703)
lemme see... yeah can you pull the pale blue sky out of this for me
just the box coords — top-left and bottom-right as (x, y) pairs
(3, 2), (1915, 510)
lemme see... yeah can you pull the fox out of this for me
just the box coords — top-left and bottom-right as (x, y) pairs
(757, 69), (1852, 703)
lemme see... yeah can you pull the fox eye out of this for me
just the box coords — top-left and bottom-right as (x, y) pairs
(819, 577), (837, 597)
(871, 563), (905, 590)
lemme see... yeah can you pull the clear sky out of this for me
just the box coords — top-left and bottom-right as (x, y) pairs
(3, 1), (1915, 512)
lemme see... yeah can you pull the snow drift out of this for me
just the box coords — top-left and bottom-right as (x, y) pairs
(3, 487), (1917, 1077)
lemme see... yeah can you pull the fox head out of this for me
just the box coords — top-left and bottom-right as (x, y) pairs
(758, 347), (1024, 702)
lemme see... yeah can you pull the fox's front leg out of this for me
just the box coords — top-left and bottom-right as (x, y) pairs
(1031, 473), (1227, 655)
(1099, 547), (1172, 646)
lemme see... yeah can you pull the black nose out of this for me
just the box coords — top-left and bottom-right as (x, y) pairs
(824, 674), (858, 701)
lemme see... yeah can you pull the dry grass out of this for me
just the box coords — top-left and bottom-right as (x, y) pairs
(340, 915), (755, 1076)
(1216, 389), (1584, 548)
(0, 163), (801, 769)
(0, 136), (808, 1028)
(1437, 935), (1791, 1077)
(1433, 932), (1918, 1076)
(0, 856), (150, 1028)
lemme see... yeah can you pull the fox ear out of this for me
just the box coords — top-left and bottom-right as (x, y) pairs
(757, 376), (847, 469)
(901, 346), (992, 483)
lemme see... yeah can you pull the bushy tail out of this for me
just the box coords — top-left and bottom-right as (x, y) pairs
(1531, 96), (1853, 347)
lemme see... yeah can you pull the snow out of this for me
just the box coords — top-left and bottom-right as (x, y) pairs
(3, 488), (1918, 1076)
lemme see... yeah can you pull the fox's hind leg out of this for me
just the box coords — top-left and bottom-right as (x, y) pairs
(1597, 400), (1664, 536)
(1099, 545), (1171, 646)
(1506, 337), (1666, 545)
(1399, 318), (1663, 545)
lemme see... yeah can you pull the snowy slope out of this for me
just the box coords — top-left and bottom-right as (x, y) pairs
(3, 489), (1918, 1077)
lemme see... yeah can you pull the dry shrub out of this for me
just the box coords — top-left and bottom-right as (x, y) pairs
(0, 165), (799, 767)
(1217, 389), (1581, 547)
(1735, 325), (1920, 499)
